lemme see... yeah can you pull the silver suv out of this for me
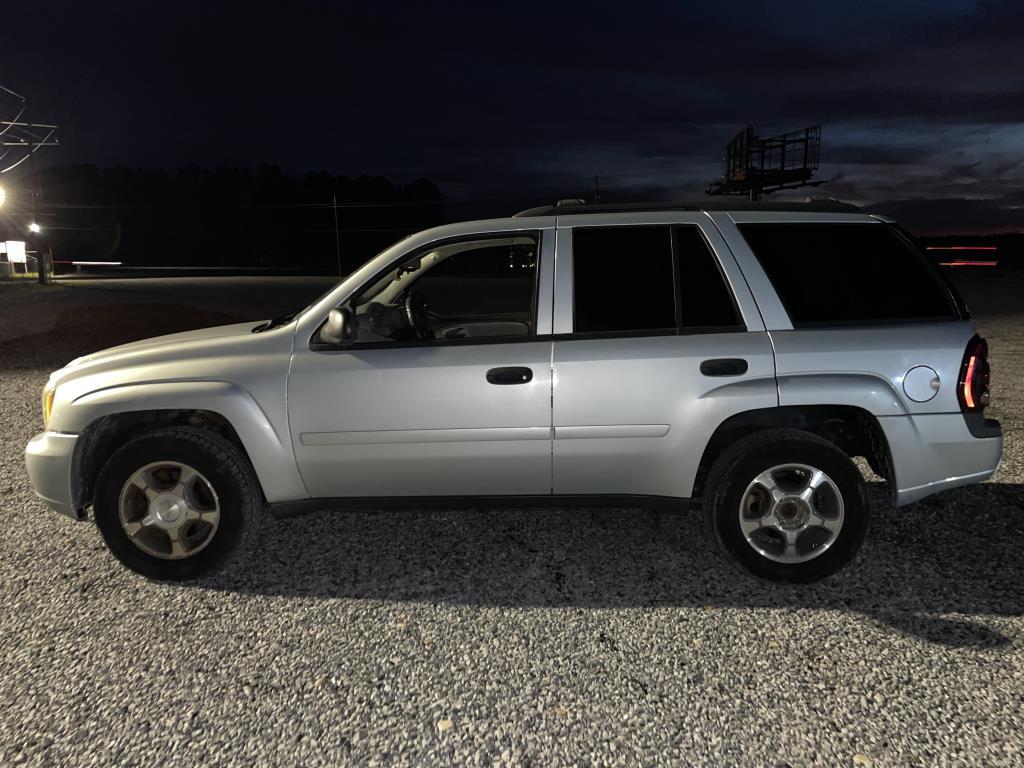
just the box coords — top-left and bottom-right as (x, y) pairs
(25, 200), (1003, 582)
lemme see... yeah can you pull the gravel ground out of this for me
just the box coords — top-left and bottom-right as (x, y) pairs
(1, 275), (1022, 767)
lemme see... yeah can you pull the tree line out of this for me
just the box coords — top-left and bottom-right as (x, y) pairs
(23, 164), (443, 273)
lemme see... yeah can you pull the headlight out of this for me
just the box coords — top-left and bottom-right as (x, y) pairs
(42, 386), (56, 428)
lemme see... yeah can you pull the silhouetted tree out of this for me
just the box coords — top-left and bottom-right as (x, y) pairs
(30, 164), (442, 273)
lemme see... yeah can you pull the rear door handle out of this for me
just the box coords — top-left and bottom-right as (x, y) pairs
(700, 358), (748, 377)
(486, 366), (533, 385)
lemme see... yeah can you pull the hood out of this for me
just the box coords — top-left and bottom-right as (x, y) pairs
(46, 319), (296, 395)
(66, 321), (264, 368)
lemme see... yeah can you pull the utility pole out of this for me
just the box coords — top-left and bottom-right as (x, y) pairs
(332, 194), (342, 276)
(28, 145), (47, 284)
(594, 176), (601, 204)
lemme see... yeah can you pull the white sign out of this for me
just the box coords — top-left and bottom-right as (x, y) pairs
(5, 241), (26, 264)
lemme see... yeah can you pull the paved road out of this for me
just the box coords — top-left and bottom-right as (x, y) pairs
(0, 274), (1022, 766)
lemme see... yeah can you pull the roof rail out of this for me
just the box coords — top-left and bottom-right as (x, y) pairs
(513, 198), (861, 217)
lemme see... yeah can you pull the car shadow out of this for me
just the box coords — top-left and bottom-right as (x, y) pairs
(196, 481), (1024, 648)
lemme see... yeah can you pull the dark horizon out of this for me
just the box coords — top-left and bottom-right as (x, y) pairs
(3, 1), (1024, 236)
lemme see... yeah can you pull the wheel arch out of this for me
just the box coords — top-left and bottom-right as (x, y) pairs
(692, 405), (894, 502)
(66, 381), (308, 510)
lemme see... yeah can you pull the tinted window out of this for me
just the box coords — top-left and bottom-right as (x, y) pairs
(676, 226), (742, 329)
(573, 226), (675, 333)
(739, 223), (958, 326)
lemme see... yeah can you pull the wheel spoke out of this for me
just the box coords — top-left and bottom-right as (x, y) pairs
(808, 512), (842, 533)
(167, 528), (188, 558)
(807, 469), (827, 491)
(123, 521), (143, 536)
(173, 465), (197, 496)
(753, 469), (779, 494)
(128, 470), (161, 503)
(740, 515), (763, 536)
(185, 506), (218, 524)
(782, 529), (800, 560)
(740, 511), (780, 537)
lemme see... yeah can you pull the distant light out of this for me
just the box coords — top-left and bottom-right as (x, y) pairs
(925, 245), (998, 251)
(0, 185), (5, 208)
(28, 222), (41, 234)
(50, 260), (123, 266)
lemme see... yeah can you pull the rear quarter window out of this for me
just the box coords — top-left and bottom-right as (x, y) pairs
(738, 223), (959, 326)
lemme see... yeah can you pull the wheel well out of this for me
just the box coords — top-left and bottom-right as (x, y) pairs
(72, 409), (260, 511)
(692, 405), (894, 501)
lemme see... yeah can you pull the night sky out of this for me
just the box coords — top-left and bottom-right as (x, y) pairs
(4, 0), (1023, 233)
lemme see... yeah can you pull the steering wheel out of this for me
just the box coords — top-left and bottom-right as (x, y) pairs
(404, 291), (433, 340)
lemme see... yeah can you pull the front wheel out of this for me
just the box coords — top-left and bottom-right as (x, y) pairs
(93, 427), (260, 580)
(703, 429), (870, 583)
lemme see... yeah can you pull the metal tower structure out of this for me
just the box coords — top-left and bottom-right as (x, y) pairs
(707, 125), (823, 200)
(0, 83), (60, 282)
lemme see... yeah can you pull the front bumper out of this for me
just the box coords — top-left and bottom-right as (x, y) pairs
(879, 413), (1003, 506)
(25, 431), (83, 520)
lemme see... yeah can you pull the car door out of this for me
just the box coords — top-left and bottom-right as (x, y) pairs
(551, 213), (777, 500)
(287, 228), (555, 499)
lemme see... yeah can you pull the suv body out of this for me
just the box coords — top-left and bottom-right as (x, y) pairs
(25, 201), (1003, 581)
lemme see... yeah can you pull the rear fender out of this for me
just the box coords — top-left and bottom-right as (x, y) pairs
(777, 372), (908, 416)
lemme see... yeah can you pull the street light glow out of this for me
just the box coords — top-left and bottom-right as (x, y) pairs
(28, 222), (41, 234)
(0, 185), (6, 208)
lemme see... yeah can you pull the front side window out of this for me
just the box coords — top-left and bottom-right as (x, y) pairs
(572, 226), (675, 333)
(349, 234), (538, 343)
(739, 223), (959, 326)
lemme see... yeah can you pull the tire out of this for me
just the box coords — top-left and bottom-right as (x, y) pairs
(703, 429), (870, 583)
(93, 427), (260, 580)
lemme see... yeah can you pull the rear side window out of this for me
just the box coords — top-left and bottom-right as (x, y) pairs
(739, 223), (958, 326)
(573, 226), (675, 333)
(675, 226), (742, 329)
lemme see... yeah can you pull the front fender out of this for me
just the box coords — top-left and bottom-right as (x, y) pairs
(59, 380), (308, 503)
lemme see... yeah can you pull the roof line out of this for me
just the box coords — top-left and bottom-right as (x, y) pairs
(513, 199), (862, 217)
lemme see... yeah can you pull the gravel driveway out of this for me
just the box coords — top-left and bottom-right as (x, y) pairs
(1, 276), (1022, 767)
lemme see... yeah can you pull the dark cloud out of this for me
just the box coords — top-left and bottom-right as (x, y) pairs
(868, 194), (1024, 235)
(824, 144), (938, 166)
(1, 0), (1022, 231)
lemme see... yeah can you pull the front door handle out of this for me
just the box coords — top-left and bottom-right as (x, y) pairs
(486, 366), (533, 385)
(700, 358), (748, 377)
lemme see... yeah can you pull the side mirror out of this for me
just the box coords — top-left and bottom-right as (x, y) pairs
(320, 307), (356, 345)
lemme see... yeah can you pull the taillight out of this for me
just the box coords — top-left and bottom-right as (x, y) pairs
(958, 335), (990, 412)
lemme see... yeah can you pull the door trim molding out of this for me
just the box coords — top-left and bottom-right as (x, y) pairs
(553, 424), (670, 439)
(300, 426), (551, 446)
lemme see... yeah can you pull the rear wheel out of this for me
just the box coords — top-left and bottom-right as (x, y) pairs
(703, 429), (870, 582)
(93, 427), (260, 580)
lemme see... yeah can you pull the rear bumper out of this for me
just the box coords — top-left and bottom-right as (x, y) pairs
(879, 413), (1003, 506)
(24, 431), (83, 520)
